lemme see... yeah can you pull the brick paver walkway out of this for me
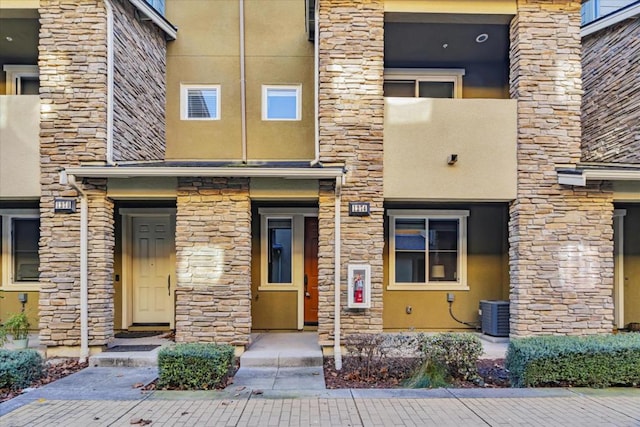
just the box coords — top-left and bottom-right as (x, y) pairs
(3, 389), (639, 426)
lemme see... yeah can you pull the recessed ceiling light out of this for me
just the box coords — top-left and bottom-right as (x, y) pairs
(5, 36), (13, 42)
(442, 43), (448, 49)
(475, 33), (489, 43)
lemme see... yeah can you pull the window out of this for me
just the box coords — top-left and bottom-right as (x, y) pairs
(388, 210), (468, 290)
(267, 218), (293, 284)
(262, 85), (301, 120)
(146, 0), (165, 15)
(181, 85), (220, 120)
(1, 210), (40, 290)
(383, 69), (465, 99)
(3, 65), (39, 95)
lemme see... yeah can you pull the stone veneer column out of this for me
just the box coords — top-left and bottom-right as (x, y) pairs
(175, 178), (252, 346)
(509, 0), (614, 337)
(317, 0), (385, 345)
(39, 1), (115, 348)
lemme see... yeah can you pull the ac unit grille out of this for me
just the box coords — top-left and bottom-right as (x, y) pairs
(480, 300), (510, 337)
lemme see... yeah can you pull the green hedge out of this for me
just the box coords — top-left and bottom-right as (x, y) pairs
(0, 349), (44, 390)
(505, 334), (640, 388)
(158, 343), (235, 390)
(419, 333), (483, 381)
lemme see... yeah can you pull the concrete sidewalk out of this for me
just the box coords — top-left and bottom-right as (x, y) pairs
(1, 367), (639, 426)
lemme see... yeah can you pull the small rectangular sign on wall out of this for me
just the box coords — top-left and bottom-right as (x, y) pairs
(54, 198), (76, 213)
(348, 202), (370, 216)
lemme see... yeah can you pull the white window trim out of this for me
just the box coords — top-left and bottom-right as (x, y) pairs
(384, 68), (465, 99)
(0, 209), (40, 291)
(3, 65), (39, 95)
(180, 84), (221, 120)
(387, 209), (469, 291)
(262, 84), (302, 121)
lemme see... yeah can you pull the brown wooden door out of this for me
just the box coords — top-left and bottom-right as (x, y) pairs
(304, 217), (319, 325)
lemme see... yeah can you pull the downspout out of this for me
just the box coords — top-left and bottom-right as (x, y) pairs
(66, 173), (89, 363)
(240, 0), (247, 163)
(334, 175), (342, 370)
(104, 0), (115, 166)
(310, 0), (320, 166)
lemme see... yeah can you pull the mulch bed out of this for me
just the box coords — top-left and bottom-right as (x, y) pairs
(0, 358), (88, 403)
(324, 357), (510, 389)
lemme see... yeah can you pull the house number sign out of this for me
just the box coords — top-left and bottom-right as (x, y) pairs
(349, 202), (370, 216)
(54, 198), (76, 213)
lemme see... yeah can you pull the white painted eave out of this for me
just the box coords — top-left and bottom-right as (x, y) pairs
(581, 2), (640, 37)
(558, 168), (640, 186)
(129, 0), (177, 40)
(64, 166), (344, 180)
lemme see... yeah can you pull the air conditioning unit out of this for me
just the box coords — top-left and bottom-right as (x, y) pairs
(480, 300), (510, 337)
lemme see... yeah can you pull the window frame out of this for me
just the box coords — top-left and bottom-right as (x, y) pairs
(3, 65), (39, 95)
(387, 209), (469, 291)
(180, 84), (221, 121)
(262, 84), (302, 121)
(383, 68), (465, 99)
(1, 209), (40, 291)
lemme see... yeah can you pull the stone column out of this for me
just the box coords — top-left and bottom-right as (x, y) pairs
(175, 177), (252, 346)
(509, 0), (614, 336)
(317, 0), (385, 345)
(38, 0), (114, 349)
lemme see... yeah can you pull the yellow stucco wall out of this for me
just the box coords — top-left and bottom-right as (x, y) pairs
(165, 0), (314, 161)
(385, 0), (517, 14)
(624, 205), (640, 326)
(0, 291), (39, 332)
(383, 204), (509, 330)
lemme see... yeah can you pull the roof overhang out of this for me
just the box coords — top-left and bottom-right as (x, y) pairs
(557, 165), (640, 186)
(129, 0), (177, 40)
(63, 166), (344, 180)
(581, 1), (640, 37)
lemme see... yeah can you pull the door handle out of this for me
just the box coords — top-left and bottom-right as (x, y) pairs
(167, 275), (171, 296)
(304, 274), (310, 298)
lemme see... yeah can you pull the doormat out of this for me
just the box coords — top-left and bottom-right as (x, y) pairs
(104, 345), (160, 352)
(114, 331), (164, 339)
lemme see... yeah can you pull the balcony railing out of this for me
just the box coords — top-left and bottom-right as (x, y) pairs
(384, 97), (517, 201)
(0, 95), (41, 198)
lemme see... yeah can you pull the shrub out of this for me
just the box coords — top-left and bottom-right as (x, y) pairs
(343, 333), (423, 380)
(505, 334), (640, 388)
(158, 343), (235, 390)
(404, 359), (449, 389)
(0, 349), (44, 390)
(419, 333), (483, 381)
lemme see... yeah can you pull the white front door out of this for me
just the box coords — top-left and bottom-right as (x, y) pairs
(131, 216), (175, 326)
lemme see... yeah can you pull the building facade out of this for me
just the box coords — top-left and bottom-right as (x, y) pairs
(0, 0), (638, 358)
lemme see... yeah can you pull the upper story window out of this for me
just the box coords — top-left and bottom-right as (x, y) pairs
(181, 84), (220, 120)
(383, 69), (465, 99)
(388, 209), (469, 291)
(262, 85), (302, 121)
(146, 0), (165, 15)
(1, 210), (40, 291)
(3, 65), (39, 95)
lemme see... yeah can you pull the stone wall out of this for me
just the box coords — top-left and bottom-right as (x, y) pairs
(582, 18), (639, 163)
(112, 0), (166, 161)
(317, 0), (385, 345)
(174, 178), (252, 346)
(509, 0), (614, 337)
(38, 0), (115, 347)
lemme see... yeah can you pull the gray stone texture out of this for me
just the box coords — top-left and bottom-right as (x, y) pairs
(582, 18), (639, 163)
(112, 0), (166, 161)
(508, 0), (614, 337)
(317, 0), (385, 346)
(174, 177), (252, 346)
